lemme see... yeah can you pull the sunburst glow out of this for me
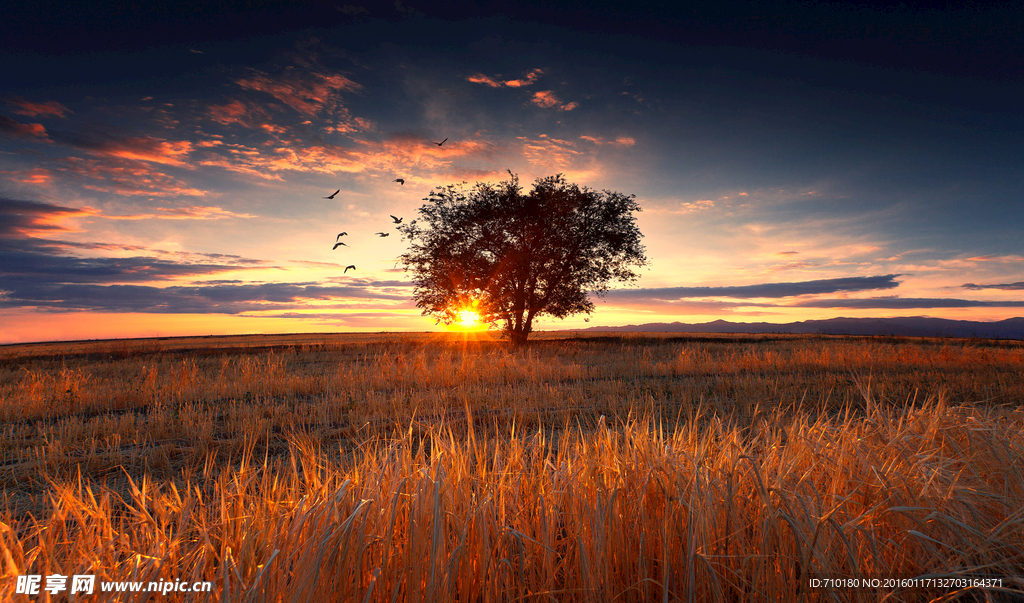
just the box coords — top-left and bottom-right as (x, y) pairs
(457, 309), (481, 326)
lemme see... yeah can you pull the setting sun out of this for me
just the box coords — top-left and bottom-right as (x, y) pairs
(457, 309), (481, 326)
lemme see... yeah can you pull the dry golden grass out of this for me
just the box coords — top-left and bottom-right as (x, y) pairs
(1, 332), (1023, 601)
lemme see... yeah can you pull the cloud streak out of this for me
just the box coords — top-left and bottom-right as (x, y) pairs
(1, 197), (414, 317)
(56, 156), (209, 196)
(1, 198), (259, 280)
(4, 96), (71, 118)
(606, 274), (903, 301)
(0, 282), (413, 314)
(531, 91), (578, 111)
(962, 281), (1024, 290)
(49, 131), (193, 166)
(467, 68), (544, 88)
(791, 297), (1024, 309)
(0, 116), (49, 141)
(234, 69), (361, 116)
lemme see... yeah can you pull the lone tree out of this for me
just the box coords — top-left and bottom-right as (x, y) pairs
(398, 173), (648, 344)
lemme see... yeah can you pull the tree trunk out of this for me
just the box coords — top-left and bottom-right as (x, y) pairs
(509, 328), (529, 346)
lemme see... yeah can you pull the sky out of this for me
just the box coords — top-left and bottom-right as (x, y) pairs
(1, 1), (1022, 343)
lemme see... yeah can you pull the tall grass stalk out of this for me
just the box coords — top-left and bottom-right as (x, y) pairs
(3, 397), (1023, 601)
(2, 334), (1024, 601)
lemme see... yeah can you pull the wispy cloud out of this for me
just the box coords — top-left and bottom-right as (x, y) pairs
(579, 135), (634, 146)
(1, 197), (413, 316)
(467, 74), (503, 87)
(518, 135), (582, 172)
(0, 116), (50, 141)
(467, 68), (544, 88)
(962, 281), (1024, 291)
(4, 96), (71, 118)
(100, 206), (255, 220)
(0, 167), (53, 185)
(234, 69), (362, 116)
(0, 281), (413, 313)
(531, 91), (578, 111)
(465, 69), (577, 110)
(56, 156), (209, 197)
(47, 129), (194, 166)
(677, 199), (716, 213)
(208, 99), (272, 128)
(967, 255), (1024, 263)
(1, 198), (250, 249)
(198, 132), (499, 179)
(605, 274), (903, 301)
(0, 251), (258, 284)
(0, 198), (93, 239)
(791, 297), (1024, 309)
(501, 69), (544, 88)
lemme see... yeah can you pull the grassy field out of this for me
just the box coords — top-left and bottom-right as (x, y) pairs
(1, 332), (1023, 601)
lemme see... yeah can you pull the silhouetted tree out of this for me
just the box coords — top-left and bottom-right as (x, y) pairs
(398, 173), (648, 344)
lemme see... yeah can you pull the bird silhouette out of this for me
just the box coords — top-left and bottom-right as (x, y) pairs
(332, 241), (347, 250)
(390, 215), (403, 224)
(393, 178), (404, 185)
(336, 232), (347, 241)
(433, 137), (447, 146)
(375, 232), (390, 237)
(323, 189), (340, 199)
(344, 265), (356, 273)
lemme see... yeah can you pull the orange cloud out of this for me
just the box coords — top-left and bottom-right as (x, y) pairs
(53, 131), (196, 166)
(531, 90), (561, 108)
(2, 199), (95, 236)
(57, 156), (209, 197)
(580, 135), (635, 146)
(101, 206), (255, 220)
(199, 134), (499, 179)
(967, 255), (1024, 263)
(0, 167), (53, 185)
(4, 96), (71, 118)
(97, 137), (193, 166)
(0, 116), (50, 141)
(502, 68), (544, 87)
(209, 99), (271, 128)
(235, 70), (362, 116)
(467, 74), (502, 87)
(677, 199), (716, 213)
(531, 91), (578, 111)
(466, 68), (544, 88)
(518, 135), (582, 171)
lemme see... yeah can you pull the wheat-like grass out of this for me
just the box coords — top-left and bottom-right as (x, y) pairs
(2, 402), (1024, 601)
(1, 334), (1023, 601)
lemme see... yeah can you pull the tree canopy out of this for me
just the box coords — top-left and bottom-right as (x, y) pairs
(398, 173), (648, 344)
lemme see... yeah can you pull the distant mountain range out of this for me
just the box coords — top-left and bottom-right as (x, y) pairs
(579, 317), (1024, 340)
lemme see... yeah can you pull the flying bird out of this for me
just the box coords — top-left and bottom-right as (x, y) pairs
(433, 137), (447, 146)
(390, 215), (403, 224)
(323, 190), (340, 199)
(345, 265), (356, 273)
(393, 178), (404, 185)
(332, 241), (347, 250)
(336, 232), (347, 241)
(375, 232), (390, 237)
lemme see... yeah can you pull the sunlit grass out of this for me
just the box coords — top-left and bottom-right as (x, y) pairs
(1, 333), (1023, 601)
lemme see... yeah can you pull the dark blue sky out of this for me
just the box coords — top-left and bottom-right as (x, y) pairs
(2, 1), (1022, 342)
